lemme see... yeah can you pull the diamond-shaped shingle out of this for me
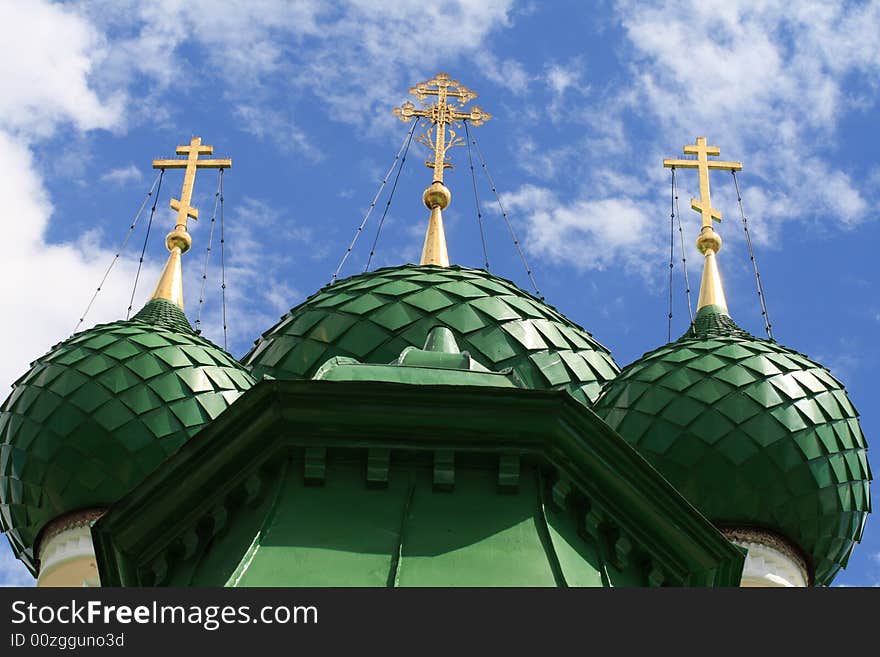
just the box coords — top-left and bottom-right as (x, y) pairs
(243, 265), (619, 408)
(0, 299), (255, 573)
(594, 304), (871, 586)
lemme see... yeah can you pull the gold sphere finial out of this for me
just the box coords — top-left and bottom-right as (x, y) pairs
(423, 181), (451, 210)
(393, 73), (492, 268)
(696, 226), (722, 255)
(148, 136), (232, 309)
(165, 228), (192, 254)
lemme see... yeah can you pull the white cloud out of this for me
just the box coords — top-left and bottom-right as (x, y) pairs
(512, 1), (880, 277)
(475, 50), (531, 95)
(186, 197), (309, 354)
(544, 59), (588, 121)
(546, 64), (579, 97)
(0, 0), (122, 137)
(0, 0), (521, 579)
(75, 0), (515, 134)
(615, 0), (879, 230)
(502, 184), (660, 276)
(233, 105), (323, 161)
(0, 129), (161, 399)
(76, 0), (322, 90)
(0, 0), (520, 384)
(100, 164), (143, 185)
(0, 0), (161, 403)
(515, 137), (577, 182)
(285, 0), (517, 129)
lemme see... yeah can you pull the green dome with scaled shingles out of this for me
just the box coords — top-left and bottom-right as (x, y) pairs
(243, 265), (619, 405)
(0, 299), (255, 572)
(593, 304), (871, 585)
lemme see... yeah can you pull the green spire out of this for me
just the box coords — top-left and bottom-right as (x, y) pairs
(132, 298), (197, 334)
(686, 304), (752, 339)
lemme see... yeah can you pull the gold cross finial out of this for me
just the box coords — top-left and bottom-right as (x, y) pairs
(663, 137), (742, 314)
(394, 72), (490, 184)
(147, 137), (232, 309)
(153, 137), (232, 233)
(393, 73), (491, 266)
(663, 137), (741, 229)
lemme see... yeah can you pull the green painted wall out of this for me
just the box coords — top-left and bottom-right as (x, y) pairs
(174, 457), (633, 587)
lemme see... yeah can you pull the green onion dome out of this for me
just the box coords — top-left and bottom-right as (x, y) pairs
(244, 265), (619, 405)
(593, 304), (871, 585)
(0, 299), (255, 572)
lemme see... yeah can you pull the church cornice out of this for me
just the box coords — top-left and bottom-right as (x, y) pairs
(91, 379), (744, 587)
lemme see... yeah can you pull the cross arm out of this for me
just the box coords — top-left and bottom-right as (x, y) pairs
(193, 158), (232, 169)
(152, 158), (232, 169)
(449, 106), (492, 125)
(663, 158), (742, 171)
(153, 159), (189, 169)
(170, 198), (198, 220)
(707, 160), (742, 171)
(663, 158), (699, 169)
(443, 88), (477, 103)
(408, 81), (476, 103)
(684, 144), (720, 156)
(177, 145), (213, 155)
(393, 101), (431, 122)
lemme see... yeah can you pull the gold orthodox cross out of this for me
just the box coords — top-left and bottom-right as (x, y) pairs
(153, 137), (232, 231)
(663, 137), (742, 229)
(393, 73), (491, 184)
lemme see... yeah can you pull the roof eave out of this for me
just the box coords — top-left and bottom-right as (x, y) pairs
(92, 379), (744, 587)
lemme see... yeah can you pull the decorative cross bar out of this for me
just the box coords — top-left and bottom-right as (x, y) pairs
(663, 137), (742, 229)
(153, 137), (232, 232)
(393, 73), (491, 184)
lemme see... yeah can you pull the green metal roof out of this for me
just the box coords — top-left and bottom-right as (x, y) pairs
(593, 304), (872, 586)
(91, 379), (744, 587)
(0, 299), (255, 572)
(314, 327), (524, 388)
(243, 265), (619, 405)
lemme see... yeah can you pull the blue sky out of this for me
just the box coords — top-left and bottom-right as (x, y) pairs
(0, 0), (878, 586)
